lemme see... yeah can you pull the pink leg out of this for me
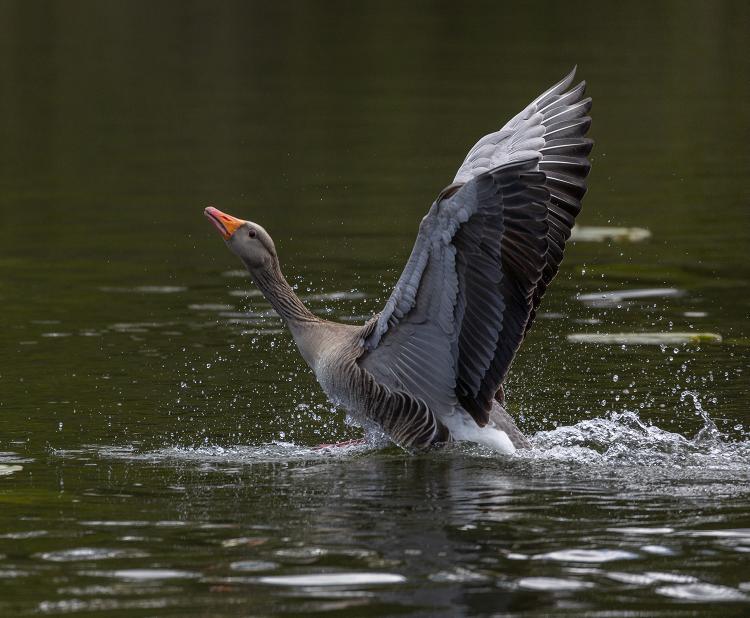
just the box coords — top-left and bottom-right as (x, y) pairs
(313, 438), (368, 450)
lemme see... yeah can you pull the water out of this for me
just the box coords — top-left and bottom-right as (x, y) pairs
(1, 1), (749, 615)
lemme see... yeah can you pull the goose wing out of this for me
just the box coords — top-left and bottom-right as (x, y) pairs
(454, 67), (592, 333)
(358, 70), (592, 427)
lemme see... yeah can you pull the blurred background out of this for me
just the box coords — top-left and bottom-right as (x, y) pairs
(0, 2), (748, 614)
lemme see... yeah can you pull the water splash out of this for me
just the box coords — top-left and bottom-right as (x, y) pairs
(77, 388), (750, 477)
(522, 397), (750, 470)
(94, 440), (375, 466)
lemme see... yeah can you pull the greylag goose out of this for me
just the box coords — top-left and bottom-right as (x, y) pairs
(204, 68), (592, 453)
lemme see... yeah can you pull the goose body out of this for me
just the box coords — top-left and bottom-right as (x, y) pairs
(204, 68), (593, 453)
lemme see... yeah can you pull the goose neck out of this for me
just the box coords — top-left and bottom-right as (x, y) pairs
(251, 259), (317, 325)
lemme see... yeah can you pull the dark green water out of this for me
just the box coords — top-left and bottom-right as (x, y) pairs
(1, 1), (749, 615)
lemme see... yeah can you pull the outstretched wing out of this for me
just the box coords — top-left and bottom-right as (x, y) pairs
(359, 159), (549, 427)
(455, 67), (592, 333)
(358, 70), (592, 428)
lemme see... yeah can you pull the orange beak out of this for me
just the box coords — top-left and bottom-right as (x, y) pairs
(204, 206), (246, 240)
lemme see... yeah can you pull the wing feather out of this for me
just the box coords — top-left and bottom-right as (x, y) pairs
(359, 69), (593, 429)
(360, 159), (549, 425)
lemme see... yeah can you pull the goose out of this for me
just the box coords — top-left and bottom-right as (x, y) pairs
(204, 68), (592, 454)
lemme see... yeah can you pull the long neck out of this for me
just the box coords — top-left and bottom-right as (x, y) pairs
(250, 258), (317, 325)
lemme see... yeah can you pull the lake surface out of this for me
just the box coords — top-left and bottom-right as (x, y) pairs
(1, 1), (749, 615)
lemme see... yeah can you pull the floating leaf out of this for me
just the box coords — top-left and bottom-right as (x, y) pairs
(567, 332), (722, 345)
(99, 286), (186, 294)
(0, 465), (23, 477)
(571, 226), (651, 242)
(577, 288), (683, 307)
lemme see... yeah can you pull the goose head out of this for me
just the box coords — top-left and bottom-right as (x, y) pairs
(204, 206), (277, 270)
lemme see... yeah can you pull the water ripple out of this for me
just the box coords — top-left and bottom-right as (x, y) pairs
(656, 583), (748, 602)
(257, 572), (406, 587)
(534, 549), (639, 563)
(517, 576), (594, 591)
(35, 548), (147, 562)
(230, 560), (279, 573)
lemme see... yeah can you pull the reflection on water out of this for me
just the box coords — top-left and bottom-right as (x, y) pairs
(1, 0), (749, 615)
(32, 404), (750, 611)
(3, 423), (749, 615)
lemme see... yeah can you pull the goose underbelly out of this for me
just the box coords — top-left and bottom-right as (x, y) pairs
(442, 410), (517, 454)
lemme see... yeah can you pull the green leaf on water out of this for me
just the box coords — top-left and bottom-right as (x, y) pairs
(567, 332), (722, 345)
(0, 465), (23, 477)
(570, 226), (652, 243)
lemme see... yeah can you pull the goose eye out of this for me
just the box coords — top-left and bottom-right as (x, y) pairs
(248, 228), (257, 238)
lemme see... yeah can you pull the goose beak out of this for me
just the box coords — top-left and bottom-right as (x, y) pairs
(204, 206), (246, 240)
